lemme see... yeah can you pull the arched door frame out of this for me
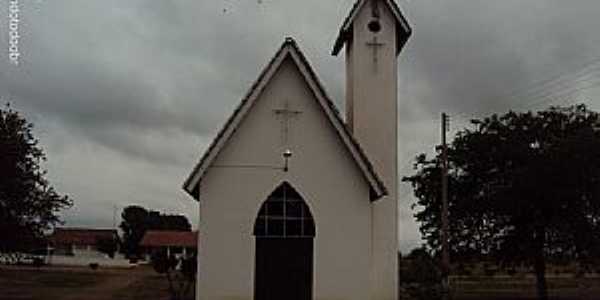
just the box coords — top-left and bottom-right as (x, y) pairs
(253, 181), (316, 300)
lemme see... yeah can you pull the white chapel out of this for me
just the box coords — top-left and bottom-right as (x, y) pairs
(183, 0), (412, 299)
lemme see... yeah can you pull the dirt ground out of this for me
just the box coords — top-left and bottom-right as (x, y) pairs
(0, 265), (191, 300)
(1, 265), (599, 300)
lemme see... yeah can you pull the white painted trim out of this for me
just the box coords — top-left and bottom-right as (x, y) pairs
(183, 39), (387, 200)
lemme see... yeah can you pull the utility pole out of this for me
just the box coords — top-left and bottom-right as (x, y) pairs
(441, 113), (450, 298)
(113, 204), (118, 229)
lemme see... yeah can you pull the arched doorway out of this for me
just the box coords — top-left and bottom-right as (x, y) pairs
(253, 182), (315, 300)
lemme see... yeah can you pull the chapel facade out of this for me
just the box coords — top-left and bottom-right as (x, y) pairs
(183, 1), (411, 299)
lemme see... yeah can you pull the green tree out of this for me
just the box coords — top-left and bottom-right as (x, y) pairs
(0, 104), (72, 261)
(403, 105), (600, 300)
(120, 205), (149, 258)
(146, 211), (192, 232)
(120, 206), (192, 258)
(96, 236), (119, 258)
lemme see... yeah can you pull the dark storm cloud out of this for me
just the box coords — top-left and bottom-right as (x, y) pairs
(1, 0), (599, 251)
(400, 0), (600, 121)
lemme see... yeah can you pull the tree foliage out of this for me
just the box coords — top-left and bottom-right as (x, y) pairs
(96, 237), (119, 258)
(403, 105), (600, 299)
(0, 104), (71, 257)
(120, 205), (192, 257)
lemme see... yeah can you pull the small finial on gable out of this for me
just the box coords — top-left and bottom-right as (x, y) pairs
(285, 37), (296, 44)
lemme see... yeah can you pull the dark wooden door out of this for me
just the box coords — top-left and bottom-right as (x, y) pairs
(254, 237), (313, 300)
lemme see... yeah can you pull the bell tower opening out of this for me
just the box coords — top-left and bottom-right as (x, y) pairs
(368, 20), (382, 33)
(367, 0), (382, 32)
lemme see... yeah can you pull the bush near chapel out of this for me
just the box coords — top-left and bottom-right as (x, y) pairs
(399, 248), (443, 300)
(151, 251), (196, 300)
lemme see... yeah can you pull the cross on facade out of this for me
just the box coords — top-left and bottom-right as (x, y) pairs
(366, 36), (385, 72)
(273, 100), (302, 145)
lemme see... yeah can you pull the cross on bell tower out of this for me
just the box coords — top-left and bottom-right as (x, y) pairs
(366, 36), (385, 72)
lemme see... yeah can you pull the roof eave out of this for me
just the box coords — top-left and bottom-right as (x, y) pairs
(370, 186), (388, 202)
(183, 182), (199, 200)
(332, 29), (350, 56)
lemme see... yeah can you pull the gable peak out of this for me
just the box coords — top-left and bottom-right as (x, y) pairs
(183, 37), (387, 201)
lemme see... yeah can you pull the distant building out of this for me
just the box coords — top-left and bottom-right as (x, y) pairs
(140, 230), (198, 259)
(49, 228), (119, 257)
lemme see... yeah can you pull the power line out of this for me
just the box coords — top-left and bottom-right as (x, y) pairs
(515, 81), (600, 111)
(452, 79), (600, 123)
(449, 56), (600, 122)
(448, 80), (600, 135)
(511, 68), (599, 107)
(503, 57), (600, 106)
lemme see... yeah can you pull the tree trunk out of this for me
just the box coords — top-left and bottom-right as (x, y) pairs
(534, 226), (548, 300)
(165, 271), (178, 300)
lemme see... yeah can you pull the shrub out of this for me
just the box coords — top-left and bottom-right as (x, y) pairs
(151, 251), (197, 300)
(151, 251), (173, 274)
(96, 238), (118, 258)
(32, 257), (44, 268)
(401, 256), (441, 284)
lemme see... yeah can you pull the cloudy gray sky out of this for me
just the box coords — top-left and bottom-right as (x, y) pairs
(1, 0), (600, 252)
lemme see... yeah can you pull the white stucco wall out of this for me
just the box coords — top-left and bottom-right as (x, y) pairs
(196, 57), (374, 300)
(346, 2), (399, 299)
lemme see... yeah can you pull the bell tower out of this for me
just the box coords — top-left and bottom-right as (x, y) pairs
(332, 0), (411, 299)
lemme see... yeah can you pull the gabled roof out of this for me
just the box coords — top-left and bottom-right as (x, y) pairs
(332, 0), (412, 56)
(140, 231), (198, 248)
(183, 38), (387, 201)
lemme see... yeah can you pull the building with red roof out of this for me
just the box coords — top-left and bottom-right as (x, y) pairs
(140, 230), (198, 258)
(49, 228), (119, 256)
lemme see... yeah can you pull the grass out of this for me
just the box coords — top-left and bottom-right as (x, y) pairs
(111, 271), (195, 300)
(400, 275), (600, 300)
(451, 276), (600, 300)
(0, 267), (107, 300)
(2, 265), (597, 300)
(0, 265), (182, 300)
